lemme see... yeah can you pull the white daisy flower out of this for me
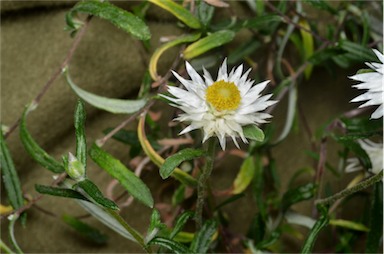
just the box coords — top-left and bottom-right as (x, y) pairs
(345, 139), (383, 175)
(350, 49), (384, 119)
(162, 59), (277, 150)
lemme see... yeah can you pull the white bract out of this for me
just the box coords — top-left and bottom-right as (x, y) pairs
(162, 59), (277, 150)
(345, 139), (383, 175)
(350, 49), (384, 119)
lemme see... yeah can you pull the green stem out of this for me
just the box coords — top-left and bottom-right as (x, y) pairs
(8, 214), (23, 254)
(0, 239), (15, 254)
(315, 170), (383, 206)
(195, 138), (216, 229)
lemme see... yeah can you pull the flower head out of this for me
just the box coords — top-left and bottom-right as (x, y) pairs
(162, 59), (277, 150)
(345, 139), (383, 175)
(350, 49), (384, 119)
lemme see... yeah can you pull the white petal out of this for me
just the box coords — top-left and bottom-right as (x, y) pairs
(217, 58), (228, 81)
(229, 64), (243, 84)
(186, 61), (205, 85)
(203, 67), (213, 85)
(371, 104), (383, 119)
(372, 49), (384, 64)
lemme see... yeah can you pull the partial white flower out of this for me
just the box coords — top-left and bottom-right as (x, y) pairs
(350, 49), (384, 119)
(162, 59), (277, 150)
(345, 139), (383, 175)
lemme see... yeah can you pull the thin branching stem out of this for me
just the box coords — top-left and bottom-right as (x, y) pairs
(315, 171), (383, 206)
(4, 16), (93, 139)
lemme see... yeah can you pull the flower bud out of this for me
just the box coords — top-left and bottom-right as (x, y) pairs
(66, 152), (86, 181)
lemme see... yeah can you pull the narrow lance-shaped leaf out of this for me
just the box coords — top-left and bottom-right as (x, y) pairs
(76, 179), (119, 210)
(183, 30), (235, 59)
(137, 114), (197, 187)
(0, 131), (24, 211)
(232, 156), (256, 194)
(76, 198), (141, 244)
(241, 15), (282, 29)
(149, 33), (201, 80)
(339, 40), (377, 62)
(149, 237), (190, 254)
(170, 211), (194, 239)
(89, 143), (154, 208)
(301, 205), (329, 254)
(160, 148), (205, 179)
(35, 184), (88, 201)
(299, 19), (314, 79)
(74, 100), (87, 167)
(190, 220), (217, 253)
(365, 182), (383, 253)
(282, 182), (316, 212)
(329, 219), (369, 232)
(62, 214), (108, 245)
(148, 0), (201, 29)
(69, 0), (150, 40)
(20, 105), (65, 173)
(65, 69), (147, 114)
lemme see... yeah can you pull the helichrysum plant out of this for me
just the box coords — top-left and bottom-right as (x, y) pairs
(1, 1), (382, 253)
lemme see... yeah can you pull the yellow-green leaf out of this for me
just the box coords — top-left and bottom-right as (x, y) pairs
(232, 156), (255, 194)
(150, 33), (201, 80)
(299, 20), (314, 79)
(183, 30), (235, 59)
(329, 219), (369, 232)
(148, 0), (201, 29)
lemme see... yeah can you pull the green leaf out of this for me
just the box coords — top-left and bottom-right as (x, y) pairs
(339, 40), (377, 62)
(170, 211), (194, 240)
(215, 193), (245, 210)
(137, 115), (197, 187)
(329, 219), (369, 232)
(365, 182), (383, 253)
(303, 0), (337, 14)
(149, 33), (201, 80)
(247, 213), (266, 243)
(172, 184), (186, 206)
(299, 20), (314, 79)
(149, 237), (190, 254)
(62, 214), (108, 245)
(77, 179), (119, 210)
(232, 156), (255, 194)
(160, 148), (205, 179)
(301, 205), (329, 254)
(0, 131), (24, 211)
(69, 1), (150, 40)
(282, 183), (316, 212)
(228, 40), (261, 64)
(74, 100), (87, 167)
(190, 220), (217, 253)
(197, 1), (214, 28)
(252, 155), (266, 219)
(241, 15), (282, 29)
(89, 143), (154, 208)
(308, 48), (344, 65)
(20, 106), (65, 173)
(183, 30), (235, 59)
(35, 184), (88, 201)
(148, 0), (201, 29)
(76, 198), (143, 244)
(335, 138), (372, 170)
(256, 230), (280, 249)
(243, 125), (265, 142)
(65, 70), (147, 114)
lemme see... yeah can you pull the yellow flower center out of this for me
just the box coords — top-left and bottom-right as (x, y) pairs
(205, 80), (241, 111)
